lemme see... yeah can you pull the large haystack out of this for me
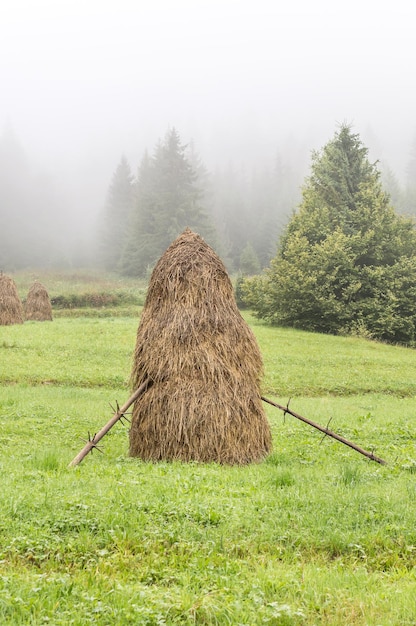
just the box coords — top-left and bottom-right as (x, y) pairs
(129, 228), (272, 464)
(25, 281), (53, 321)
(0, 273), (24, 325)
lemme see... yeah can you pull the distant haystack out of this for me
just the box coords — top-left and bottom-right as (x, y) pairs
(129, 228), (272, 464)
(25, 281), (53, 321)
(0, 273), (24, 325)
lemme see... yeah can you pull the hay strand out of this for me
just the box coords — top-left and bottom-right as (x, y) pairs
(0, 273), (24, 325)
(25, 281), (53, 321)
(129, 228), (272, 464)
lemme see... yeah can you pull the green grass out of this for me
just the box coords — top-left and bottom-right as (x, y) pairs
(11, 269), (147, 317)
(0, 318), (137, 387)
(1, 302), (416, 624)
(11, 269), (143, 299)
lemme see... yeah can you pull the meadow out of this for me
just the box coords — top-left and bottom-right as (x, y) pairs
(0, 272), (415, 625)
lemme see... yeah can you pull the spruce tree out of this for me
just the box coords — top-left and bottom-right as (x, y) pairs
(243, 125), (416, 344)
(98, 156), (134, 270)
(120, 129), (216, 276)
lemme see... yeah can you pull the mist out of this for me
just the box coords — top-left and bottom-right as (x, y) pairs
(1, 0), (415, 269)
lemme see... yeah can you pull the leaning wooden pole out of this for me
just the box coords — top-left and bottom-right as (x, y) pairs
(261, 396), (387, 465)
(68, 379), (152, 467)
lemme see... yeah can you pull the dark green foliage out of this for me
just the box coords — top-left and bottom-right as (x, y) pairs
(50, 291), (141, 309)
(234, 275), (247, 309)
(119, 129), (217, 276)
(243, 125), (416, 345)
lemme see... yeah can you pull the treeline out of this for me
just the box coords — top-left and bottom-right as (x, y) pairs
(0, 126), (92, 270)
(98, 127), (416, 277)
(0, 127), (63, 269)
(97, 128), (300, 276)
(1, 124), (416, 273)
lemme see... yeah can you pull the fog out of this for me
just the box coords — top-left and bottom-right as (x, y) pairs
(1, 0), (415, 268)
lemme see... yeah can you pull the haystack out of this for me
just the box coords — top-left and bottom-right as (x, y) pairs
(25, 281), (53, 321)
(129, 228), (272, 464)
(0, 273), (24, 325)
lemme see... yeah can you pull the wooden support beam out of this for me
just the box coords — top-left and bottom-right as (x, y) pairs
(68, 379), (152, 467)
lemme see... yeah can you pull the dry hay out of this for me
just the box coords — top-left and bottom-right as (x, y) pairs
(129, 228), (272, 464)
(25, 281), (53, 321)
(0, 273), (24, 325)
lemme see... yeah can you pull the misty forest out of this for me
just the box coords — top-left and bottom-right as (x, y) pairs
(1, 123), (416, 274)
(2, 122), (416, 346)
(0, 124), (301, 273)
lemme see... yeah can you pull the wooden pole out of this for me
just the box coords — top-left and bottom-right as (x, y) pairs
(68, 379), (152, 467)
(261, 395), (387, 465)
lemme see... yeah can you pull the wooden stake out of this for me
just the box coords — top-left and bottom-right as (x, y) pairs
(68, 379), (152, 467)
(261, 396), (387, 465)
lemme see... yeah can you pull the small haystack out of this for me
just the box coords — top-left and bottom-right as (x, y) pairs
(129, 228), (272, 464)
(25, 281), (53, 321)
(0, 273), (24, 325)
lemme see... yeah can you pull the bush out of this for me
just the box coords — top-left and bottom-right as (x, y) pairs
(51, 290), (145, 309)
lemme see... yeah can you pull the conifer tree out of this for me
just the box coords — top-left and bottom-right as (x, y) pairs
(98, 156), (134, 270)
(120, 129), (216, 276)
(243, 125), (416, 344)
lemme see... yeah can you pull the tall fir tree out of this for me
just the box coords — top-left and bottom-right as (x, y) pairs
(120, 129), (216, 276)
(243, 125), (416, 345)
(98, 156), (134, 270)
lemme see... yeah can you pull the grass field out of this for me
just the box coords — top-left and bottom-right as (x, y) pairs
(0, 273), (415, 624)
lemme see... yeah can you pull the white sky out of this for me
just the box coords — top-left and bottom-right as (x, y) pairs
(1, 0), (415, 215)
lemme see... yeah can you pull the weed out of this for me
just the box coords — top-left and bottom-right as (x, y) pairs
(31, 451), (60, 472)
(270, 469), (295, 488)
(337, 464), (362, 487)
